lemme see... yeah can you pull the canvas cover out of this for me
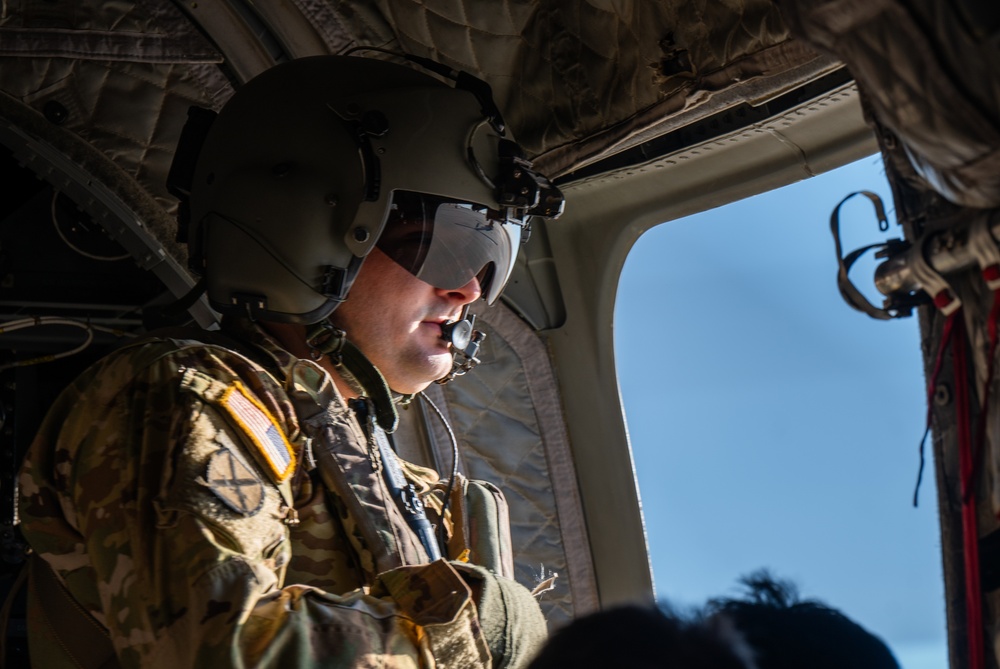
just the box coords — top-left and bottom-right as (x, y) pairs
(780, 0), (1000, 209)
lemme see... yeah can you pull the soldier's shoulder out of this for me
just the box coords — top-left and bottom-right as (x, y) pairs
(50, 330), (258, 412)
(104, 328), (259, 379)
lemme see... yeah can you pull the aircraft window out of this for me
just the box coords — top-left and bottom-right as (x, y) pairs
(615, 155), (945, 669)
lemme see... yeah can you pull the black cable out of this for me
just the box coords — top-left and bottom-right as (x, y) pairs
(418, 391), (460, 551)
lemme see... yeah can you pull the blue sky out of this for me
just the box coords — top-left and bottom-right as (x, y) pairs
(614, 155), (946, 669)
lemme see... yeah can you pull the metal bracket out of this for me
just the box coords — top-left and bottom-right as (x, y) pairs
(968, 212), (1000, 289)
(906, 236), (962, 316)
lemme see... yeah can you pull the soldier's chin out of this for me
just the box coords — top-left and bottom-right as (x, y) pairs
(429, 352), (455, 380)
(388, 356), (452, 395)
(420, 359), (454, 389)
(391, 377), (434, 395)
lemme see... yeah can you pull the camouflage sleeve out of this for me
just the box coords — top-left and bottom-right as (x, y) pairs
(19, 348), (492, 669)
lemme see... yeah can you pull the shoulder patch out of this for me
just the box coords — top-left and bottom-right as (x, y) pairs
(218, 381), (296, 482)
(206, 448), (265, 516)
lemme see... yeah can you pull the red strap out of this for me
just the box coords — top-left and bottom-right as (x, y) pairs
(923, 312), (984, 669)
(952, 316), (985, 669)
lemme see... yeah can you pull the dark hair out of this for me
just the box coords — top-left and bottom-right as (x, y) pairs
(527, 604), (753, 669)
(706, 570), (900, 669)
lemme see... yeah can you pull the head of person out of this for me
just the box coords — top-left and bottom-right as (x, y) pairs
(180, 55), (562, 393)
(526, 604), (755, 669)
(705, 571), (901, 669)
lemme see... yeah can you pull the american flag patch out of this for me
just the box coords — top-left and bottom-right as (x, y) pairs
(219, 381), (295, 482)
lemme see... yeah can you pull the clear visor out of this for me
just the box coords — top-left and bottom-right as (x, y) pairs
(375, 191), (522, 304)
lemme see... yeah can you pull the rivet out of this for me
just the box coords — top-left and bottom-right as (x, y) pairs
(353, 227), (370, 243)
(43, 101), (69, 125)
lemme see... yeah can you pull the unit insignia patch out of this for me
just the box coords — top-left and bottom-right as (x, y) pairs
(206, 448), (264, 516)
(218, 381), (295, 482)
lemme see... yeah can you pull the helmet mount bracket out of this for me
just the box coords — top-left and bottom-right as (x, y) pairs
(329, 102), (384, 204)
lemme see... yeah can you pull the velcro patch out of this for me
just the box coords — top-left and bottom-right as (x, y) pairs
(206, 448), (264, 516)
(218, 381), (295, 482)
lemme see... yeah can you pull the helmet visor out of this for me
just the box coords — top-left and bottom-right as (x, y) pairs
(376, 191), (522, 304)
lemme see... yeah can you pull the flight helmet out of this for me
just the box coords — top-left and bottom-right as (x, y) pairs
(182, 55), (563, 324)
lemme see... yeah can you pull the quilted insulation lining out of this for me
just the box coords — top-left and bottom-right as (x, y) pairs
(328, 0), (836, 174)
(414, 302), (600, 627)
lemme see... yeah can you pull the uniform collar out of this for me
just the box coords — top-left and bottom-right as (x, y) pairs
(220, 317), (307, 380)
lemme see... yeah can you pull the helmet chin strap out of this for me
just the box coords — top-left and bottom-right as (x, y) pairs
(436, 304), (485, 384)
(306, 321), (399, 431)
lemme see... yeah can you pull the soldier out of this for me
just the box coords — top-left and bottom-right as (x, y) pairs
(18, 55), (563, 668)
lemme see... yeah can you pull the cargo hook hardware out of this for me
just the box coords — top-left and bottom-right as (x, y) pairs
(832, 191), (1000, 319)
(871, 210), (1000, 315)
(831, 191), (917, 319)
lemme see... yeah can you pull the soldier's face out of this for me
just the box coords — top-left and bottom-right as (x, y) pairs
(329, 248), (481, 394)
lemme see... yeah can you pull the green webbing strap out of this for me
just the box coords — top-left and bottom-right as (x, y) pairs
(339, 339), (398, 433)
(28, 555), (118, 669)
(306, 321), (398, 433)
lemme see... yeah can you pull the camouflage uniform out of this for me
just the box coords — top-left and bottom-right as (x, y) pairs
(19, 319), (539, 668)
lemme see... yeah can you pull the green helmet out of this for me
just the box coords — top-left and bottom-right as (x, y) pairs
(186, 55), (562, 323)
